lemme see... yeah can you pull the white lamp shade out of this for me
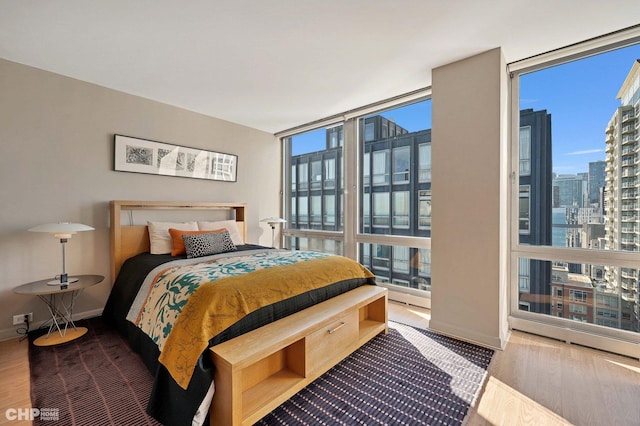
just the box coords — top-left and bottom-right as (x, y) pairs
(29, 222), (94, 239)
(260, 217), (287, 225)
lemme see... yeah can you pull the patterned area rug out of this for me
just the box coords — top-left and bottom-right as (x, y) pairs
(257, 321), (494, 425)
(29, 317), (161, 426)
(29, 318), (493, 426)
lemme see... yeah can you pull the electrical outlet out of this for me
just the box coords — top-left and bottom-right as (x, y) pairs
(12, 313), (33, 325)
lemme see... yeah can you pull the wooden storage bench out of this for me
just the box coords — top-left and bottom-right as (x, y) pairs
(209, 285), (388, 426)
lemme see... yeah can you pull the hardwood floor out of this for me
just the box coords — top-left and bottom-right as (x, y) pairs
(0, 337), (31, 426)
(2, 304), (639, 425)
(388, 301), (640, 425)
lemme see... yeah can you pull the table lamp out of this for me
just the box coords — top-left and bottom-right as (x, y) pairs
(28, 222), (94, 285)
(260, 217), (287, 248)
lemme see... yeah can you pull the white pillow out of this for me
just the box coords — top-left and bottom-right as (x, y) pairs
(197, 220), (244, 245)
(147, 221), (198, 254)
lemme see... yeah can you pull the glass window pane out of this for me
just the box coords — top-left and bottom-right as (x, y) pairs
(359, 244), (431, 292)
(516, 42), (640, 336)
(286, 125), (343, 232)
(518, 256), (638, 332)
(419, 143), (431, 182)
(359, 99), (432, 238)
(310, 195), (321, 225)
(392, 191), (410, 228)
(323, 195), (335, 225)
(393, 146), (410, 183)
(286, 236), (343, 255)
(324, 158), (335, 189)
(373, 192), (390, 227)
(372, 151), (389, 185)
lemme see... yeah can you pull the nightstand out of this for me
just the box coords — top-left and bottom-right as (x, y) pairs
(13, 274), (104, 346)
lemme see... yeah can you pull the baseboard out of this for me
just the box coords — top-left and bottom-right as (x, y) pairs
(0, 308), (104, 342)
(429, 318), (507, 351)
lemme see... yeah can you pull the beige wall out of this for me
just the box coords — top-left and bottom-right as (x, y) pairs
(430, 48), (510, 350)
(0, 58), (280, 339)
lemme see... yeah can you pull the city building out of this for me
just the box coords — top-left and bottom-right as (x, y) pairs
(589, 160), (606, 206)
(604, 59), (640, 332)
(518, 108), (553, 314)
(550, 262), (596, 322)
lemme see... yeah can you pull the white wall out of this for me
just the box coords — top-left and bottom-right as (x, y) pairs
(0, 58), (280, 339)
(430, 48), (510, 350)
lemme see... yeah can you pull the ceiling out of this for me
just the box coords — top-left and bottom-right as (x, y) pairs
(1, 1), (639, 134)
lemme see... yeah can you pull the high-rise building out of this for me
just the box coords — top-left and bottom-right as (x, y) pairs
(588, 160), (606, 206)
(518, 108), (553, 314)
(604, 59), (640, 332)
(553, 174), (588, 208)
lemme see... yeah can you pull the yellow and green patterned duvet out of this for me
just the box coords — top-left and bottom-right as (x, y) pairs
(126, 249), (374, 389)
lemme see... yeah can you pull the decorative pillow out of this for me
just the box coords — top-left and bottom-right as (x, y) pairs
(148, 221), (198, 254)
(197, 220), (244, 245)
(168, 228), (225, 256)
(183, 231), (237, 258)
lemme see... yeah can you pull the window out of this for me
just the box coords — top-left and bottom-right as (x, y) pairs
(569, 290), (588, 303)
(518, 257), (530, 293)
(393, 146), (410, 183)
(372, 244), (390, 270)
(291, 165), (296, 191)
(418, 143), (431, 182)
(519, 126), (531, 175)
(287, 236), (343, 255)
(359, 101), (432, 298)
(392, 191), (410, 228)
(364, 121), (375, 142)
(372, 193), (390, 227)
(569, 304), (587, 315)
(310, 161), (322, 189)
(310, 195), (321, 225)
(298, 163), (308, 190)
(393, 246), (410, 273)
(418, 190), (431, 230)
(519, 185), (530, 234)
(283, 97), (431, 307)
(363, 152), (370, 186)
(324, 158), (336, 189)
(510, 33), (640, 356)
(285, 126), (343, 233)
(372, 151), (390, 185)
(298, 196), (308, 224)
(323, 195), (335, 225)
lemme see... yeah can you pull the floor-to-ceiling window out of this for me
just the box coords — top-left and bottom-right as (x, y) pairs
(509, 27), (640, 357)
(281, 95), (432, 307)
(358, 102), (432, 304)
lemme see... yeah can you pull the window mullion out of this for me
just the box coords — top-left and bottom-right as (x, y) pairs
(342, 118), (358, 259)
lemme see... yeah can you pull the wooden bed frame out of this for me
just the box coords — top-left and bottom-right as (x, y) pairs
(109, 200), (247, 281)
(108, 200), (387, 426)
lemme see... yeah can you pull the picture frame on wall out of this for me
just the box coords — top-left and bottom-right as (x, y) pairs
(114, 134), (237, 182)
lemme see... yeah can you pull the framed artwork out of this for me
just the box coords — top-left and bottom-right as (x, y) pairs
(114, 135), (237, 182)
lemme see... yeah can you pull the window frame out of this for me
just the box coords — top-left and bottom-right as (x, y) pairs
(279, 91), (432, 307)
(508, 26), (640, 357)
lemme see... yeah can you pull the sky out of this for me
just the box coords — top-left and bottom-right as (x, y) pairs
(291, 100), (432, 155)
(291, 42), (640, 164)
(520, 43), (640, 176)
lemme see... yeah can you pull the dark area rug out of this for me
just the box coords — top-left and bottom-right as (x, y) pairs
(257, 321), (494, 425)
(29, 318), (493, 426)
(29, 317), (160, 426)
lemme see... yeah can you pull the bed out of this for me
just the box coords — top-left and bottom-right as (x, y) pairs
(102, 200), (387, 426)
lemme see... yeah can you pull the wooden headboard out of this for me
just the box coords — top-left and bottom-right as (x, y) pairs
(110, 200), (247, 283)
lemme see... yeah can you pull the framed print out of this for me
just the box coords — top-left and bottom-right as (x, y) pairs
(114, 135), (237, 182)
